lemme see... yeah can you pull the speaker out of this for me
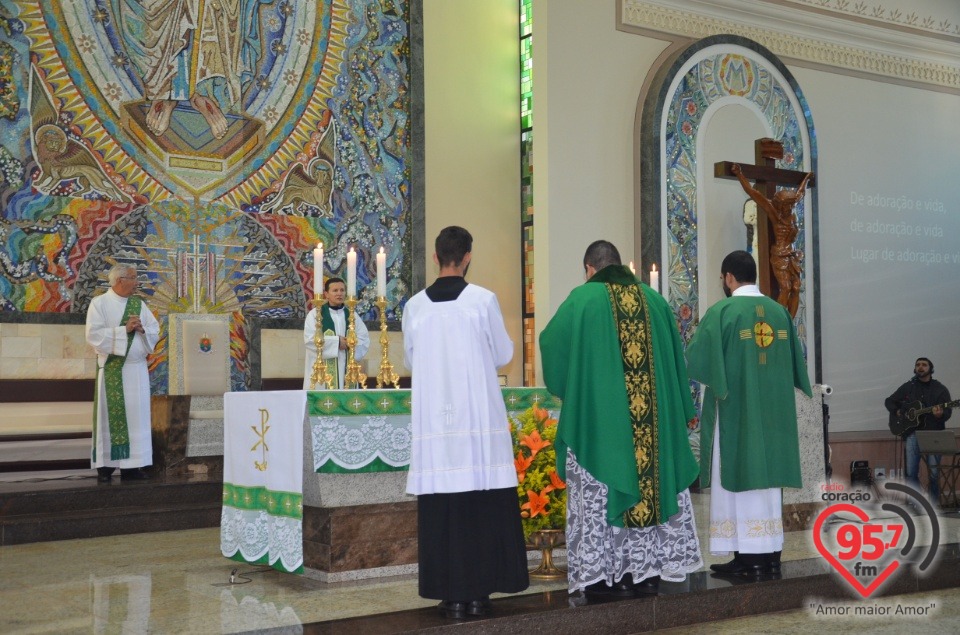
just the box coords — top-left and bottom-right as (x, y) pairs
(850, 460), (871, 486)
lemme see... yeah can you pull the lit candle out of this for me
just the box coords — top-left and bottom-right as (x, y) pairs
(346, 247), (357, 297)
(650, 264), (659, 292)
(376, 246), (387, 298)
(628, 261), (636, 275)
(313, 242), (323, 297)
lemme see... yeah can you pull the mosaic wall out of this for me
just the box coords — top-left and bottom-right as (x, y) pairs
(0, 0), (412, 391)
(664, 52), (809, 350)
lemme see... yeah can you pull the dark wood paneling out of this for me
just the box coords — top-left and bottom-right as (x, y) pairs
(0, 432), (91, 442)
(0, 459), (90, 473)
(0, 379), (95, 403)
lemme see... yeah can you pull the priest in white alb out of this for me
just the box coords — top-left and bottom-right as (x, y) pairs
(403, 226), (528, 620)
(303, 276), (370, 389)
(85, 263), (160, 482)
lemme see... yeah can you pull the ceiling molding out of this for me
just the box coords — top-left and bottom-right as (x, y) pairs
(771, 0), (960, 42)
(619, 0), (960, 93)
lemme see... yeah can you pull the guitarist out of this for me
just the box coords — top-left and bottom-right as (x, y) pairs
(885, 357), (952, 502)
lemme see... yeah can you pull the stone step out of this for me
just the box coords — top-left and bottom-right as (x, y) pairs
(0, 500), (222, 546)
(0, 479), (222, 517)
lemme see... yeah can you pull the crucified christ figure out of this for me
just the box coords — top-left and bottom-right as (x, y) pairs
(731, 163), (813, 317)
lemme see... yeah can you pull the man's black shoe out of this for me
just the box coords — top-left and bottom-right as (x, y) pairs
(96, 467), (114, 483)
(585, 573), (636, 598)
(466, 597), (491, 616)
(767, 551), (782, 573)
(635, 574), (660, 595)
(710, 553), (768, 576)
(120, 469), (150, 481)
(437, 600), (467, 620)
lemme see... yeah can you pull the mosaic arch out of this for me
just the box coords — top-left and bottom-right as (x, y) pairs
(0, 0), (417, 329)
(638, 35), (820, 383)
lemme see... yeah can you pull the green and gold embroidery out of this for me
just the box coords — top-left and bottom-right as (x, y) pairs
(606, 282), (660, 528)
(753, 321), (773, 348)
(321, 306), (341, 387)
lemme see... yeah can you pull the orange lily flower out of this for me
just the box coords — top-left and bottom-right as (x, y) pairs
(514, 451), (533, 481)
(519, 429), (551, 456)
(521, 489), (550, 518)
(548, 470), (566, 491)
(534, 404), (558, 428)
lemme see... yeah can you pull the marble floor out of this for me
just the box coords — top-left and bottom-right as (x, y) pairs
(652, 588), (960, 635)
(2, 488), (960, 634)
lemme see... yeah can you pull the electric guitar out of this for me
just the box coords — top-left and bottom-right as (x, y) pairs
(888, 399), (960, 436)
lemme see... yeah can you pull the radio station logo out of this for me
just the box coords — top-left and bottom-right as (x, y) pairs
(814, 482), (940, 598)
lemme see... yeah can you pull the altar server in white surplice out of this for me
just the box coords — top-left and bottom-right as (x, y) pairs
(403, 226), (528, 620)
(85, 263), (160, 482)
(303, 277), (370, 389)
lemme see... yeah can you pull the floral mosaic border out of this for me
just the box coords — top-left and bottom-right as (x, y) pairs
(662, 47), (812, 353)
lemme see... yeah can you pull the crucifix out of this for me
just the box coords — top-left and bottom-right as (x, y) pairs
(714, 138), (815, 317)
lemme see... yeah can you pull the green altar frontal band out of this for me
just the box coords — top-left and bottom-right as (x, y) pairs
(92, 296), (142, 462)
(223, 484), (305, 573)
(222, 483), (303, 519)
(307, 388), (558, 417)
(307, 388), (561, 473)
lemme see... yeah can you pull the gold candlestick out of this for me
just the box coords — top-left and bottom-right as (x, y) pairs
(343, 296), (367, 389)
(309, 295), (335, 389)
(375, 297), (400, 389)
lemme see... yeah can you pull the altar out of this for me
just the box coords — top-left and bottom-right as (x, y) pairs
(220, 384), (827, 581)
(221, 388), (560, 582)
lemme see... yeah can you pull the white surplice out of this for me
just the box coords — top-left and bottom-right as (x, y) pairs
(302, 306), (370, 389)
(402, 284), (517, 495)
(708, 285), (784, 555)
(85, 290), (160, 468)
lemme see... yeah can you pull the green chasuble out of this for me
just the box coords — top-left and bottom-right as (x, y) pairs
(686, 292), (812, 492)
(540, 265), (698, 528)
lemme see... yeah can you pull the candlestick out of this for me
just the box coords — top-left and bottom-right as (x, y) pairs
(308, 295), (335, 390)
(346, 248), (357, 297)
(376, 247), (387, 298)
(375, 297), (400, 389)
(650, 264), (659, 292)
(628, 261), (636, 275)
(313, 243), (323, 296)
(343, 296), (367, 389)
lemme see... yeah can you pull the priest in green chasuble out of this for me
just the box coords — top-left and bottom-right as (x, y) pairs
(303, 277), (369, 389)
(540, 240), (702, 598)
(686, 250), (812, 576)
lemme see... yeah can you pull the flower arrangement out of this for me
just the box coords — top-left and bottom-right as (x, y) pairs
(510, 404), (566, 540)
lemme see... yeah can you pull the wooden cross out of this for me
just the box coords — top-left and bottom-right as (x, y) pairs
(714, 138), (815, 301)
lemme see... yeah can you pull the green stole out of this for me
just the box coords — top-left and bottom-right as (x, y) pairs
(320, 304), (340, 388)
(594, 266), (661, 528)
(93, 296), (142, 461)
